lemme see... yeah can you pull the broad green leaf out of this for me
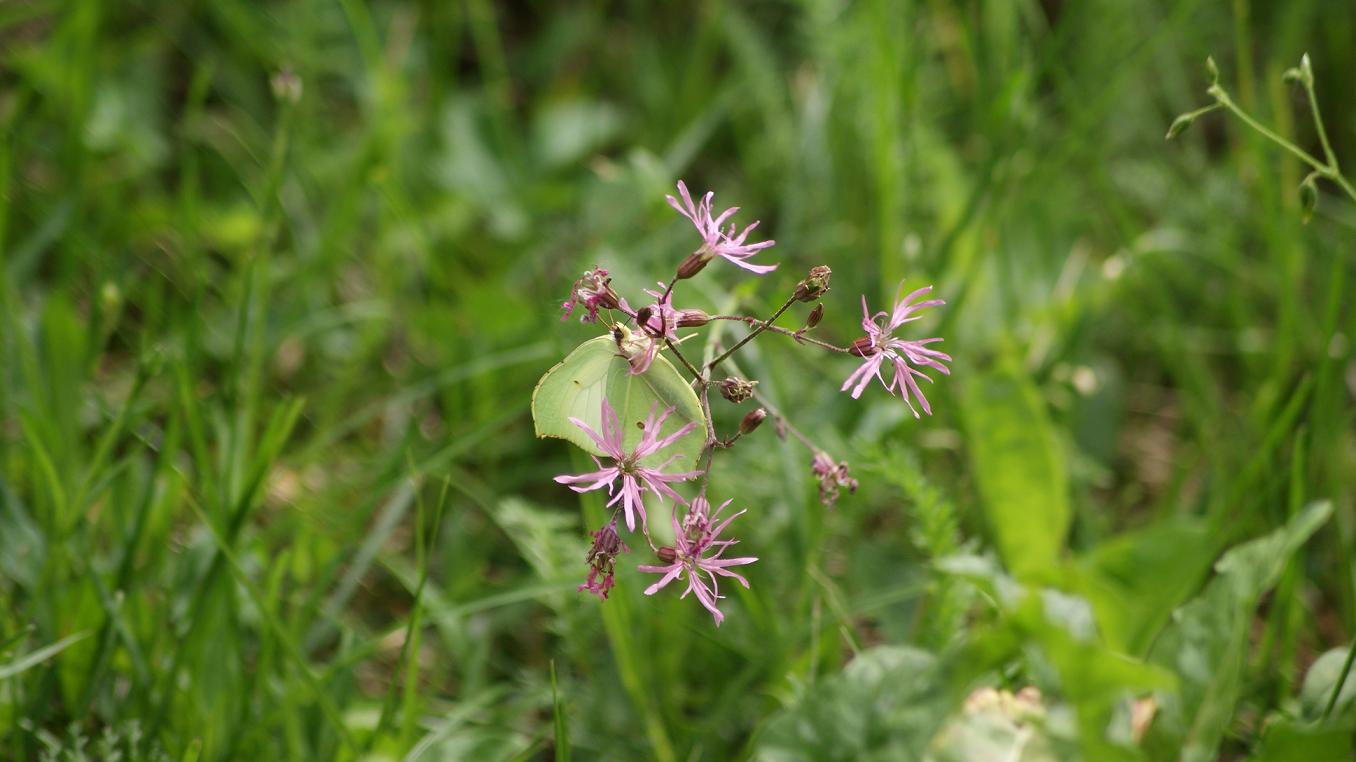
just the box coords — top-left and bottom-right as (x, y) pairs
(939, 554), (1174, 759)
(1072, 518), (1218, 655)
(960, 361), (1070, 580)
(754, 646), (950, 761)
(1300, 648), (1356, 720)
(1249, 717), (1353, 762)
(1146, 501), (1332, 762)
(532, 335), (706, 469)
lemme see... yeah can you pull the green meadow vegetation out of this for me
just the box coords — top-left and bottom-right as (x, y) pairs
(3, 1), (1356, 759)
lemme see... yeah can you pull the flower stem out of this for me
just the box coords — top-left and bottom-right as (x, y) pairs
(706, 295), (798, 372)
(709, 315), (851, 354)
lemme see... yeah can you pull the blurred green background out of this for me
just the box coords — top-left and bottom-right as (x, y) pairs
(3, 0), (1356, 759)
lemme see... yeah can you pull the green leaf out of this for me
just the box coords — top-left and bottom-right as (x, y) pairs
(1146, 501), (1332, 762)
(532, 335), (706, 469)
(1249, 717), (1353, 762)
(1300, 648), (1356, 720)
(754, 646), (949, 761)
(960, 362), (1070, 580)
(1072, 518), (1218, 655)
(0, 631), (90, 680)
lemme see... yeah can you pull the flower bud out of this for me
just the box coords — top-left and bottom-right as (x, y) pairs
(676, 309), (710, 327)
(739, 408), (767, 435)
(805, 303), (824, 329)
(718, 376), (758, 404)
(1299, 174), (1318, 224)
(676, 250), (714, 280)
(793, 265), (832, 302)
(1165, 113), (1195, 140)
(1205, 56), (1219, 85)
(635, 307), (653, 329)
(657, 546), (677, 563)
(849, 337), (879, 357)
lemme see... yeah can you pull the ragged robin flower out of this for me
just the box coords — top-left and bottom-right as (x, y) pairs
(638, 495), (757, 626)
(666, 181), (777, 277)
(554, 398), (700, 532)
(560, 266), (621, 323)
(841, 283), (952, 417)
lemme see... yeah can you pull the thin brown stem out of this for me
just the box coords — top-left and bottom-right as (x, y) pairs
(664, 338), (704, 381)
(709, 315), (852, 354)
(707, 296), (798, 372)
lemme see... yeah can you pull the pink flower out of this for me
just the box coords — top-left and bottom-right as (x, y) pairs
(560, 266), (620, 323)
(841, 284), (952, 417)
(638, 495), (758, 626)
(554, 398), (700, 532)
(579, 519), (629, 600)
(611, 323), (660, 376)
(637, 282), (681, 341)
(666, 181), (777, 275)
(811, 452), (858, 507)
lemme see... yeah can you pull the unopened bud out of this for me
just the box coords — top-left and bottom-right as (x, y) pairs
(677, 309), (710, 327)
(1299, 174), (1318, 224)
(270, 68), (303, 104)
(718, 377), (758, 404)
(676, 250), (714, 280)
(657, 546), (677, 563)
(1299, 53), (1314, 88)
(805, 303), (824, 329)
(849, 337), (878, 357)
(1165, 113), (1195, 140)
(793, 265), (832, 302)
(740, 408), (767, 435)
(635, 307), (653, 328)
(100, 281), (122, 316)
(1205, 56), (1219, 85)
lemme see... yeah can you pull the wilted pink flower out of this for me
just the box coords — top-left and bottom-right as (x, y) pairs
(579, 518), (629, 600)
(554, 399), (700, 532)
(560, 266), (621, 323)
(811, 452), (858, 507)
(611, 323), (660, 375)
(638, 495), (758, 626)
(666, 181), (777, 275)
(841, 284), (952, 417)
(638, 282), (680, 340)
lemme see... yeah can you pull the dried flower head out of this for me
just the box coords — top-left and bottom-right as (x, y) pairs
(718, 376), (759, 404)
(811, 452), (858, 506)
(579, 519), (629, 600)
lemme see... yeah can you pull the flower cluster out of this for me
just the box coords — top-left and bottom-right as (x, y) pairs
(542, 180), (952, 626)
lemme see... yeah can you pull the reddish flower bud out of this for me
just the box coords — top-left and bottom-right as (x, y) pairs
(657, 546), (677, 563)
(739, 408), (767, 435)
(676, 309), (710, 327)
(718, 377), (758, 404)
(849, 337), (879, 357)
(676, 250), (714, 280)
(805, 303), (824, 329)
(793, 265), (832, 302)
